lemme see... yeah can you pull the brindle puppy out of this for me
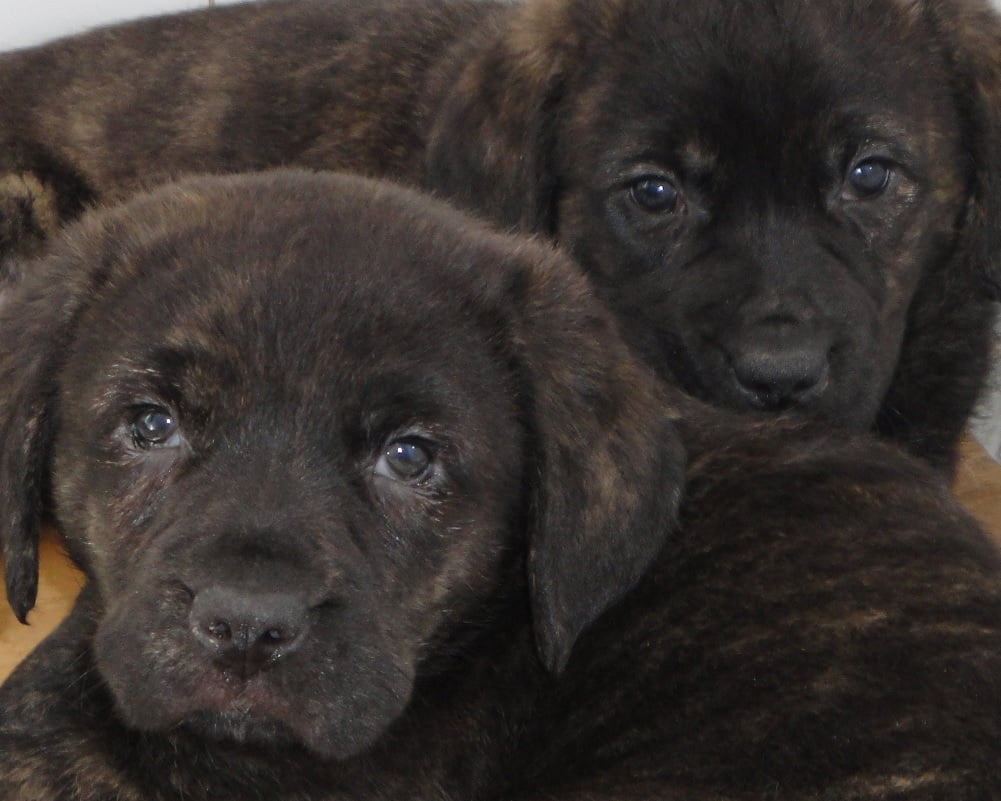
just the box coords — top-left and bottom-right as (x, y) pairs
(1, 171), (1000, 800)
(0, 0), (999, 470)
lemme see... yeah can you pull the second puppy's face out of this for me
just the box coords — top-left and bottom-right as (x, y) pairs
(553, 0), (971, 428)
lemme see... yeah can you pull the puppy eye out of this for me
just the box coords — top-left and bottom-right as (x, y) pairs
(629, 176), (681, 213)
(130, 406), (180, 449)
(846, 158), (892, 199)
(375, 438), (434, 483)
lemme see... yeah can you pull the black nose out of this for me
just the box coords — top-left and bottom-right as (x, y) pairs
(729, 342), (830, 410)
(189, 586), (308, 678)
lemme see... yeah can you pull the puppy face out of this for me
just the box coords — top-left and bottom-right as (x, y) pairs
(54, 190), (530, 759)
(59, 250), (524, 758)
(0, 171), (683, 759)
(553, 0), (968, 428)
(428, 0), (1001, 466)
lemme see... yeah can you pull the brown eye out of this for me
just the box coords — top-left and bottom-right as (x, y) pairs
(629, 176), (680, 213)
(375, 438), (433, 482)
(847, 158), (892, 199)
(131, 407), (180, 449)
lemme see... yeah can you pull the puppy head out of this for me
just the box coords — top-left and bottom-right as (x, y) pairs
(0, 171), (682, 757)
(427, 0), (1001, 459)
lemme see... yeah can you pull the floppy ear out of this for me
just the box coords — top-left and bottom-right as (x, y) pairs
(425, 0), (584, 234)
(0, 172), (63, 262)
(0, 136), (98, 261)
(500, 245), (685, 673)
(0, 231), (102, 621)
(932, 0), (1001, 299)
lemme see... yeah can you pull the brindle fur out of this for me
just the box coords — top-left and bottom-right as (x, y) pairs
(0, 0), (998, 469)
(1, 172), (1001, 799)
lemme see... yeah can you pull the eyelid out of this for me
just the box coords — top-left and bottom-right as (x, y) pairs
(621, 142), (715, 183)
(619, 162), (679, 188)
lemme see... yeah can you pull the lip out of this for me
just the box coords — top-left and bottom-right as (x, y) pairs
(177, 706), (305, 753)
(184, 671), (294, 720)
(162, 672), (323, 750)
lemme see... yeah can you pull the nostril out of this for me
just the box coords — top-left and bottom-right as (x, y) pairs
(191, 615), (236, 651)
(256, 624), (301, 652)
(189, 587), (309, 676)
(206, 620), (233, 643)
(792, 372), (825, 395)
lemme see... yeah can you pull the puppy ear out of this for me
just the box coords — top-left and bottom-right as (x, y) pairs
(0, 293), (55, 620)
(933, 0), (1001, 298)
(0, 172), (63, 262)
(502, 245), (686, 673)
(425, 0), (579, 234)
(0, 234), (98, 621)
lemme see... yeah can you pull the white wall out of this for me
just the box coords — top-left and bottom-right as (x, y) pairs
(0, 0), (248, 51)
(4, 0), (1000, 51)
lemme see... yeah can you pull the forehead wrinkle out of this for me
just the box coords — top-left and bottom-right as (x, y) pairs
(139, 325), (478, 449)
(84, 350), (223, 436)
(608, 0), (949, 123)
(356, 371), (467, 435)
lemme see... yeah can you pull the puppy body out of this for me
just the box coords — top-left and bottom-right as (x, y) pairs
(1, 0), (999, 468)
(2, 172), (1001, 799)
(0, 0), (481, 208)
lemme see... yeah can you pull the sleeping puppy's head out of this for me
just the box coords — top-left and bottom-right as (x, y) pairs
(428, 0), (1001, 466)
(0, 171), (683, 758)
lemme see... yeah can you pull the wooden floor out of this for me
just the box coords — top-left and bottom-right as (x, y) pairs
(0, 529), (85, 681)
(2, 434), (1001, 683)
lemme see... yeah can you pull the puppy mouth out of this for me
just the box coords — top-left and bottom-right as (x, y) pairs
(94, 578), (418, 759)
(164, 676), (359, 759)
(101, 634), (415, 759)
(180, 706), (307, 753)
(172, 674), (307, 737)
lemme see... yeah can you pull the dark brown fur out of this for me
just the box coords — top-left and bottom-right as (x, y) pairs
(0, 0), (998, 470)
(1, 171), (1001, 799)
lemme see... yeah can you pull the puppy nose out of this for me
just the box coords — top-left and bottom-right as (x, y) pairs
(189, 586), (308, 678)
(729, 340), (830, 410)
